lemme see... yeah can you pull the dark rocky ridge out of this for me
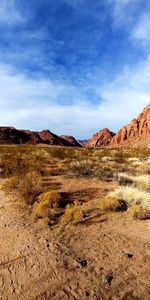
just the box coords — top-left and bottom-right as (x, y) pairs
(0, 127), (81, 147)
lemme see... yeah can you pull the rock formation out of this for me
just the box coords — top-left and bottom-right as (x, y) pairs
(111, 103), (150, 147)
(86, 128), (115, 147)
(0, 127), (81, 147)
(60, 135), (81, 147)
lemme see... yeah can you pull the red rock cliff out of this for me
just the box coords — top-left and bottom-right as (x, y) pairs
(86, 128), (115, 147)
(111, 103), (150, 147)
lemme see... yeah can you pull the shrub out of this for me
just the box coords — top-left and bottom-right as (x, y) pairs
(100, 197), (127, 212)
(129, 205), (150, 220)
(69, 160), (93, 177)
(33, 201), (57, 219)
(116, 173), (134, 185)
(1, 148), (47, 178)
(108, 186), (150, 208)
(61, 201), (83, 224)
(37, 190), (61, 208)
(18, 171), (43, 205)
(2, 176), (19, 195)
(101, 156), (114, 163)
(116, 173), (150, 190)
(33, 190), (62, 221)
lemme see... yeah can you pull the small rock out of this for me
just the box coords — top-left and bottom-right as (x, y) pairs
(105, 273), (113, 285)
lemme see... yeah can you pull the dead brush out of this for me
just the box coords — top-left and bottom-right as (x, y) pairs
(61, 201), (83, 224)
(69, 160), (93, 177)
(33, 190), (64, 222)
(100, 196), (127, 212)
(128, 205), (150, 220)
(1, 149), (46, 178)
(18, 171), (43, 205)
(2, 176), (19, 195)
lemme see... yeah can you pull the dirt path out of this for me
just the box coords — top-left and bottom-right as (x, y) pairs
(0, 181), (150, 300)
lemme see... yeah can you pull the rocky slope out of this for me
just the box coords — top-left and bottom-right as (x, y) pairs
(111, 103), (150, 147)
(87, 103), (150, 148)
(0, 127), (81, 147)
(60, 135), (81, 147)
(86, 128), (115, 147)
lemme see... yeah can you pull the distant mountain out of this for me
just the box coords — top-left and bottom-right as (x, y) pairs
(0, 127), (82, 147)
(60, 135), (81, 147)
(78, 140), (90, 146)
(86, 128), (115, 147)
(1, 103), (150, 148)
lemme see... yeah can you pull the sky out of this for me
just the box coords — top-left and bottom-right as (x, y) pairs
(0, 0), (150, 139)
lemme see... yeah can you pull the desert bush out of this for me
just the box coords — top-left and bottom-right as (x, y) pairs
(108, 186), (150, 208)
(116, 173), (135, 185)
(18, 171), (43, 205)
(2, 176), (19, 195)
(101, 156), (114, 163)
(1, 148), (46, 178)
(37, 190), (61, 208)
(127, 157), (140, 163)
(100, 197), (127, 212)
(128, 205), (150, 220)
(61, 201), (83, 224)
(33, 191), (63, 222)
(69, 160), (93, 177)
(2, 171), (43, 204)
(117, 173), (150, 190)
(33, 201), (58, 219)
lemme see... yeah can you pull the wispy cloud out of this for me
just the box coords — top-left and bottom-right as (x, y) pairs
(131, 13), (150, 45)
(0, 58), (149, 138)
(0, 0), (23, 25)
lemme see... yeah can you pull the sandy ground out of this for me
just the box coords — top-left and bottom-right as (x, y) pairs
(0, 180), (150, 300)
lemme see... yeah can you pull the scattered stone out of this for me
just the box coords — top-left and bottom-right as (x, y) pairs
(105, 273), (113, 285)
(78, 259), (87, 267)
(127, 253), (133, 259)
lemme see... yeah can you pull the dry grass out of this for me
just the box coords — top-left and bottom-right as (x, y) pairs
(108, 186), (150, 208)
(117, 173), (150, 190)
(37, 190), (61, 208)
(2, 176), (19, 195)
(1, 145), (150, 223)
(128, 205), (150, 220)
(61, 201), (83, 224)
(18, 172), (43, 205)
(100, 197), (127, 212)
(2, 171), (43, 205)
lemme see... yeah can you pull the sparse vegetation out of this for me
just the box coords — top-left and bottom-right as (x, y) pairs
(2, 171), (43, 205)
(128, 205), (150, 220)
(100, 196), (127, 212)
(1, 145), (150, 223)
(61, 201), (83, 224)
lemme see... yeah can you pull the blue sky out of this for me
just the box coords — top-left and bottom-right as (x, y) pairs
(0, 0), (150, 138)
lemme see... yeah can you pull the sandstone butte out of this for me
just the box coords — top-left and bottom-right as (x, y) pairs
(87, 103), (150, 148)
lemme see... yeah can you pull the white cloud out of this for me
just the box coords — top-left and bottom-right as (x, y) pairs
(0, 57), (150, 139)
(99, 57), (150, 129)
(0, 0), (23, 25)
(131, 13), (150, 44)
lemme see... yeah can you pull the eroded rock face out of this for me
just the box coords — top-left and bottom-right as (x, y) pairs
(0, 127), (81, 147)
(86, 128), (115, 147)
(0, 127), (41, 144)
(60, 135), (82, 147)
(111, 103), (150, 147)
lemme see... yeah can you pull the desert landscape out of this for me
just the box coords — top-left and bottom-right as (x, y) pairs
(0, 104), (150, 299)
